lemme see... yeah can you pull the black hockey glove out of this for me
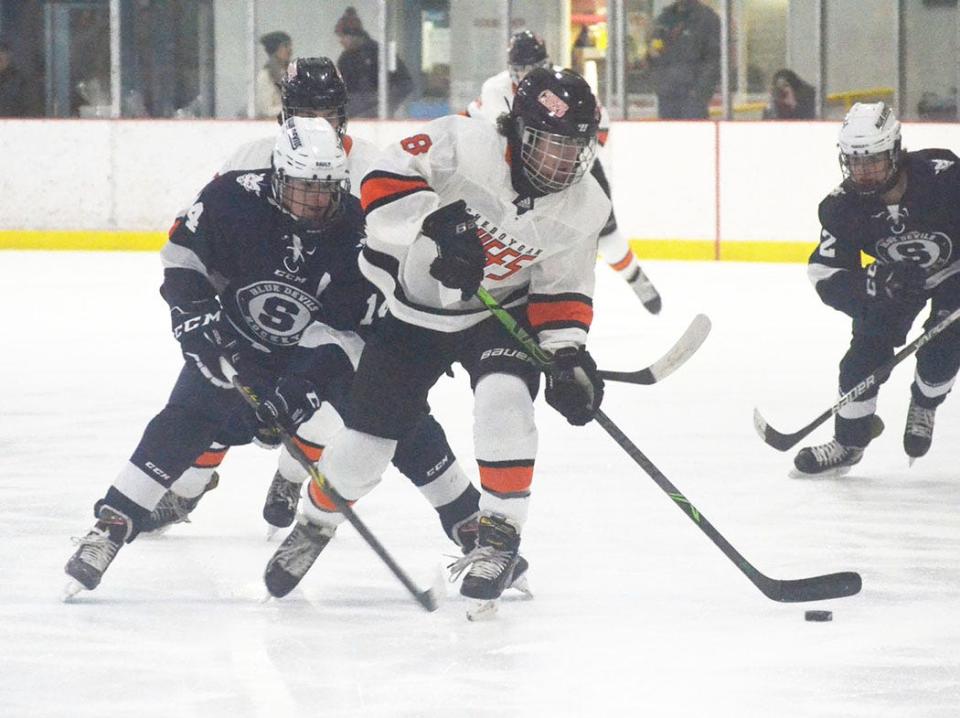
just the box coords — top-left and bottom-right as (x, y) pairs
(170, 298), (240, 387)
(544, 346), (605, 426)
(422, 200), (486, 300)
(866, 262), (927, 305)
(255, 376), (322, 433)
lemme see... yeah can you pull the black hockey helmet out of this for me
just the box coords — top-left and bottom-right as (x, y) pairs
(508, 31), (549, 84)
(281, 57), (348, 133)
(508, 67), (599, 194)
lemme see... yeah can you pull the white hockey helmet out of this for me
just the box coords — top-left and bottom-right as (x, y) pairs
(271, 116), (350, 230)
(837, 102), (903, 195)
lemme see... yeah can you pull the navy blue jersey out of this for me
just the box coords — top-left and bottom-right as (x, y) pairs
(809, 149), (960, 316)
(160, 169), (376, 355)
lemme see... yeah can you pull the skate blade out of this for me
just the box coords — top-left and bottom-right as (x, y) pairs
(908, 456), (917, 468)
(466, 599), (499, 621)
(265, 525), (280, 541)
(788, 465), (853, 480)
(62, 579), (86, 602)
(508, 574), (534, 600)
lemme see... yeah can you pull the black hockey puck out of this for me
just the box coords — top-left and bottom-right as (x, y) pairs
(804, 610), (833, 622)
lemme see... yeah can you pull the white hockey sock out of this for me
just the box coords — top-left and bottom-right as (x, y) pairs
(473, 373), (538, 529)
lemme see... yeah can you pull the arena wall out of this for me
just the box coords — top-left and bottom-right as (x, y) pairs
(2, 118), (959, 261)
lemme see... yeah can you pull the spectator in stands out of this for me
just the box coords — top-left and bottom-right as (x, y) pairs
(256, 31), (292, 118)
(0, 40), (30, 117)
(334, 7), (411, 118)
(763, 69), (816, 120)
(647, 0), (720, 119)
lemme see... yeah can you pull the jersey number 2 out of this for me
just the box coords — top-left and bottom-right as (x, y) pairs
(400, 134), (432, 156)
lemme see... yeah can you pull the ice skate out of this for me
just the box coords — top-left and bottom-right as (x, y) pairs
(263, 517), (336, 598)
(628, 267), (662, 315)
(140, 472), (219, 535)
(791, 439), (865, 478)
(262, 471), (302, 533)
(63, 505), (132, 597)
(448, 514), (529, 620)
(904, 398), (937, 465)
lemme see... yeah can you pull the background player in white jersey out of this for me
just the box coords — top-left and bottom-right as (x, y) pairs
(467, 30), (662, 314)
(260, 68), (609, 615)
(794, 102), (960, 476)
(220, 56), (380, 193)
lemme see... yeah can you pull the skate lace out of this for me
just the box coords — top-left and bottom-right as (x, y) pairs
(631, 270), (659, 301)
(70, 529), (121, 570)
(447, 546), (511, 583)
(275, 525), (330, 575)
(150, 493), (192, 525)
(907, 404), (935, 438)
(810, 440), (849, 467)
(268, 476), (300, 509)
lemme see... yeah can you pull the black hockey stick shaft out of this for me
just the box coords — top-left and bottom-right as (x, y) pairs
(218, 358), (439, 612)
(476, 288), (861, 602)
(754, 305), (960, 451)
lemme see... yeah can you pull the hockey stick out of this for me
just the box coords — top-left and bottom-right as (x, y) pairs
(754, 304), (960, 451)
(476, 287), (862, 602)
(218, 357), (440, 612)
(598, 313), (712, 385)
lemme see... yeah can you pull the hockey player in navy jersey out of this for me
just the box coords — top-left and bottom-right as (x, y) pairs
(795, 102), (960, 476)
(467, 30), (662, 314)
(63, 117), (480, 596)
(145, 56), (482, 543)
(261, 68), (608, 614)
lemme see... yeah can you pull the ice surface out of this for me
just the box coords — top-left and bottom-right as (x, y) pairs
(1, 253), (958, 717)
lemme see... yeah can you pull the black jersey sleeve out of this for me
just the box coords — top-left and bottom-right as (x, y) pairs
(808, 192), (866, 317)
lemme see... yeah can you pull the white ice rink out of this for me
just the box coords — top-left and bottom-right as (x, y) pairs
(1, 252), (958, 717)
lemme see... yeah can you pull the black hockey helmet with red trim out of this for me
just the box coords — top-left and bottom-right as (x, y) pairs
(508, 67), (600, 194)
(280, 57), (348, 133)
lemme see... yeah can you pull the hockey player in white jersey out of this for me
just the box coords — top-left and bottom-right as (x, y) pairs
(261, 67), (608, 615)
(467, 30), (662, 313)
(220, 56), (380, 195)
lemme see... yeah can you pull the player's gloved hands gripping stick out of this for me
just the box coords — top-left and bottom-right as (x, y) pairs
(255, 376), (322, 433)
(170, 297), (241, 387)
(866, 262), (927, 305)
(423, 200), (487, 300)
(544, 346), (605, 426)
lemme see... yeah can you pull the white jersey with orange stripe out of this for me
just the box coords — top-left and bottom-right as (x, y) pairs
(218, 133), (380, 199)
(466, 68), (611, 147)
(358, 114), (610, 352)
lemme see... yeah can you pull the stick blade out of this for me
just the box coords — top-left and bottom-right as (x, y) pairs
(752, 407), (803, 451)
(764, 571), (862, 603)
(599, 314), (712, 385)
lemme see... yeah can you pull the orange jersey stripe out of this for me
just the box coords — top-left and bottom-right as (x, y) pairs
(193, 448), (228, 468)
(598, 129), (609, 146)
(479, 463), (534, 496)
(610, 249), (634, 271)
(361, 175), (430, 212)
(527, 300), (593, 330)
(343, 134), (354, 154)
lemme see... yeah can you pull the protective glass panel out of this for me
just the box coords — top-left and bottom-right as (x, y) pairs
(119, 0), (214, 118)
(735, 0), (791, 121)
(822, 0), (896, 119)
(902, 1), (958, 121)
